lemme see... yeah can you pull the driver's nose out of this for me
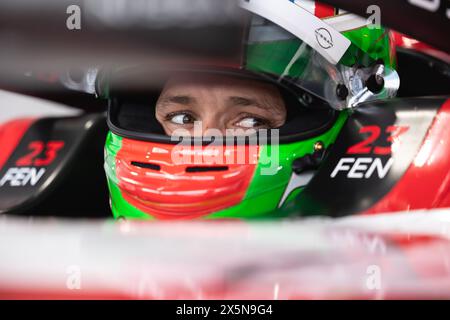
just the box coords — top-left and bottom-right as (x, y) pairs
(194, 114), (227, 136)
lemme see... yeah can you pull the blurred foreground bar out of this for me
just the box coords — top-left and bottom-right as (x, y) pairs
(0, 209), (450, 299)
(0, 0), (243, 73)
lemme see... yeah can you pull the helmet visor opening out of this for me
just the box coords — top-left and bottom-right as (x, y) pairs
(107, 66), (337, 144)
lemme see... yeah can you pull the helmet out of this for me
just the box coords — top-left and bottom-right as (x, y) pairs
(98, 0), (398, 220)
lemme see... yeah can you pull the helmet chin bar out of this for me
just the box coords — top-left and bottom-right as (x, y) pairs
(333, 63), (400, 110)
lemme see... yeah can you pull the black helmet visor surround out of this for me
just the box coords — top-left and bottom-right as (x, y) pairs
(104, 65), (337, 145)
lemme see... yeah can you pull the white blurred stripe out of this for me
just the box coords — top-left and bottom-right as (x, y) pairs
(324, 13), (369, 32)
(293, 0), (368, 32)
(0, 89), (81, 123)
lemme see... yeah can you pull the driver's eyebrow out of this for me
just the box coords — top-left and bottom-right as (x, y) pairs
(159, 95), (196, 107)
(227, 96), (271, 110)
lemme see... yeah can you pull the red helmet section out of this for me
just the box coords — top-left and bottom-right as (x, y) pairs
(115, 138), (259, 219)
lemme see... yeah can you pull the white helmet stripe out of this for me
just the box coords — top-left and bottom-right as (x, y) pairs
(292, 0), (316, 15)
(293, 1), (369, 32)
(239, 0), (351, 65)
(324, 14), (369, 32)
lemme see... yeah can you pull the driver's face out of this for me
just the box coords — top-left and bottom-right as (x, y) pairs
(155, 74), (286, 136)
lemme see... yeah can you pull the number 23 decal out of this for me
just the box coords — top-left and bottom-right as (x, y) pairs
(347, 125), (409, 155)
(16, 141), (65, 166)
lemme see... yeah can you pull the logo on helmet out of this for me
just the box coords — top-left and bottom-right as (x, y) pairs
(315, 27), (333, 49)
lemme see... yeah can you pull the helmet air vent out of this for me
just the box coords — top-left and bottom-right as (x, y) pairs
(185, 166), (229, 173)
(131, 161), (161, 171)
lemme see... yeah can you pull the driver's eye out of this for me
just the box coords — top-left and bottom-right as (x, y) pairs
(168, 113), (196, 125)
(235, 117), (269, 129)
